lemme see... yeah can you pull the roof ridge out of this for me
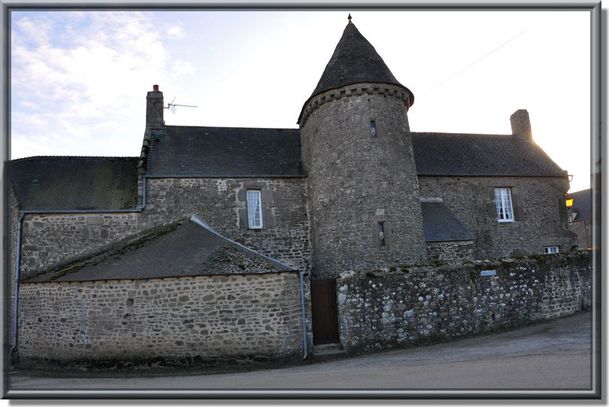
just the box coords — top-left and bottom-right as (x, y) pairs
(412, 132), (513, 138)
(166, 125), (299, 132)
(190, 215), (296, 271)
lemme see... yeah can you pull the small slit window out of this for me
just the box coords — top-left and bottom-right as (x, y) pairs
(495, 188), (515, 222)
(544, 246), (559, 254)
(378, 221), (385, 246)
(246, 190), (263, 229)
(369, 120), (377, 138)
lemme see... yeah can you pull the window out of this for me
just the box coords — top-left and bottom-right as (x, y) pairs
(378, 221), (386, 246)
(246, 190), (263, 229)
(495, 188), (515, 222)
(544, 246), (559, 254)
(369, 120), (377, 138)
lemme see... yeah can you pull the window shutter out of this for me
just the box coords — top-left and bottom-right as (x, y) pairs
(511, 192), (521, 221)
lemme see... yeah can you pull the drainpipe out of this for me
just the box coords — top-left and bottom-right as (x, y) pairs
(10, 175), (150, 359)
(298, 271), (308, 359)
(11, 212), (24, 358)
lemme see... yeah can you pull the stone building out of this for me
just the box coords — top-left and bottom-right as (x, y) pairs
(7, 19), (579, 363)
(567, 188), (593, 249)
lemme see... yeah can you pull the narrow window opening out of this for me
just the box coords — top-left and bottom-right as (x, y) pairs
(378, 221), (385, 246)
(369, 120), (377, 138)
(246, 190), (263, 229)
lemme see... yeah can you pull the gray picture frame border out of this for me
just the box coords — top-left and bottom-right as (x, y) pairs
(0, 0), (603, 400)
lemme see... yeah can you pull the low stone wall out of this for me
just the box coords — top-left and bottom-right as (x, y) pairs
(337, 252), (592, 353)
(18, 272), (304, 363)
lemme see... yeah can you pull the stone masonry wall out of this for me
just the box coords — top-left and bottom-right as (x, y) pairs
(570, 220), (592, 250)
(300, 84), (426, 279)
(426, 240), (475, 264)
(18, 272), (304, 362)
(418, 176), (575, 259)
(7, 186), (20, 344)
(144, 177), (310, 273)
(336, 252), (591, 353)
(18, 177), (311, 279)
(19, 213), (142, 279)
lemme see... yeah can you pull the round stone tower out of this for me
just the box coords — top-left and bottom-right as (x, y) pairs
(299, 19), (427, 279)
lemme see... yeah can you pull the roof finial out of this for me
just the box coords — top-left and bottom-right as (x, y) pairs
(348, 14), (352, 23)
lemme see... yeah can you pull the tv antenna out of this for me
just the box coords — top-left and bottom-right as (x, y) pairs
(164, 96), (198, 114)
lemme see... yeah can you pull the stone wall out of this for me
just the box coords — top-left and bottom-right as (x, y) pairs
(300, 83), (426, 278)
(426, 240), (475, 264)
(19, 213), (142, 279)
(570, 220), (592, 249)
(18, 272), (304, 362)
(144, 177), (311, 273)
(18, 177), (311, 279)
(418, 176), (575, 259)
(7, 187), (20, 344)
(336, 252), (591, 353)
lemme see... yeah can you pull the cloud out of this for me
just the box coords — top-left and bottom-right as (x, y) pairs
(166, 25), (185, 38)
(10, 11), (192, 158)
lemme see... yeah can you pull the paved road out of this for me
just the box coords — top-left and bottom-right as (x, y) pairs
(9, 312), (593, 392)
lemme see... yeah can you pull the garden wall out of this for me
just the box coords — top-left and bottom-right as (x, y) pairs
(337, 252), (592, 353)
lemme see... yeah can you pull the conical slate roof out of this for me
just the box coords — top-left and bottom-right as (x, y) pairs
(308, 20), (412, 102)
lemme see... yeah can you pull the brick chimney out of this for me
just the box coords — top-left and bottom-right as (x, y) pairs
(510, 109), (532, 141)
(146, 84), (164, 130)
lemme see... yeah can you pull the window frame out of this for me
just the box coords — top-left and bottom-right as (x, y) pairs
(544, 246), (560, 254)
(494, 187), (515, 223)
(246, 190), (263, 229)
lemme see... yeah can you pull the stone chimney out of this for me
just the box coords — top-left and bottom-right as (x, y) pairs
(510, 109), (532, 141)
(146, 84), (164, 130)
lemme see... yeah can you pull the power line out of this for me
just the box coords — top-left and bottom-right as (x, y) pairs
(422, 29), (528, 98)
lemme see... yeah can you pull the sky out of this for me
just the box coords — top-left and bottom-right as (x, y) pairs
(10, 9), (591, 192)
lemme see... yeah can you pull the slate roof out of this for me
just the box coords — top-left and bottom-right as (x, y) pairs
(568, 188), (592, 222)
(147, 125), (304, 177)
(308, 22), (410, 101)
(7, 156), (139, 210)
(411, 133), (567, 177)
(298, 21), (414, 124)
(8, 132), (567, 211)
(421, 201), (474, 242)
(23, 215), (294, 283)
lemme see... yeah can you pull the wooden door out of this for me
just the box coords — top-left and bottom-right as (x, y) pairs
(311, 278), (340, 345)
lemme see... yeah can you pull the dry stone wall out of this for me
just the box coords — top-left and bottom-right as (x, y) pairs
(18, 272), (304, 362)
(336, 252), (592, 353)
(418, 176), (575, 259)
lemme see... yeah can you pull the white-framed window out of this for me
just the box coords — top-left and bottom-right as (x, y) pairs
(495, 187), (515, 222)
(246, 190), (263, 229)
(544, 246), (559, 254)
